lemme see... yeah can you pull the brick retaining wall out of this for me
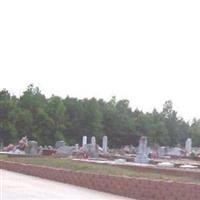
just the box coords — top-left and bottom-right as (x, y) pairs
(1, 160), (200, 200)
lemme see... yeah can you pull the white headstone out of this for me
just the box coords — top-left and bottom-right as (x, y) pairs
(102, 136), (108, 153)
(91, 136), (96, 146)
(185, 138), (192, 156)
(82, 136), (87, 147)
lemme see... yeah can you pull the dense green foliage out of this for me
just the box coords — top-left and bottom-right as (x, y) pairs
(0, 85), (200, 147)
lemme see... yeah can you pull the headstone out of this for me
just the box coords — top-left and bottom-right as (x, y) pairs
(91, 136), (96, 146)
(102, 136), (108, 153)
(135, 136), (149, 164)
(83, 144), (99, 158)
(38, 146), (43, 155)
(55, 141), (65, 149)
(90, 136), (98, 158)
(168, 147), (183, 157)
(75, 144), (79, 151)
(27, 141), (38, 155)
(82, 136), (87, 147)
(158, 146), (167, 157)
(0, 142), (3, 151)
(56, 146), (75, 155)
(185, 138), (192, 156)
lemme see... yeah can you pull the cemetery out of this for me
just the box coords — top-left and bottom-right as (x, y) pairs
(1, 135), (200, 199)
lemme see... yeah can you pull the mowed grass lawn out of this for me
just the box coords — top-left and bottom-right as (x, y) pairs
(0, 154), (200, 184)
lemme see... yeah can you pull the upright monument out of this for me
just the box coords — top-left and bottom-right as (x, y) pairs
(135, 136), (149, 164)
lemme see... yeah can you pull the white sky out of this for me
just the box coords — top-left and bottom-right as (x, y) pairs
(0, 0), (200, 121)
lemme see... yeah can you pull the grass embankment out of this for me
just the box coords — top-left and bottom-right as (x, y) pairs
(0, 154), (200, 184)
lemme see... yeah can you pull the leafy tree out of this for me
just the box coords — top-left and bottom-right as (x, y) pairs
(162, 100), (179, 146)
(33, 108), (54, 145)
(15, 108), (33, 139)
(190, 119), (200, 146)
(0, 90), (17, 144)
(47, 96), (65, 141)
(0, 86), (199, 148)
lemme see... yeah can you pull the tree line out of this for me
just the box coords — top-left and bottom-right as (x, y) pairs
(0, 84), (200, 147)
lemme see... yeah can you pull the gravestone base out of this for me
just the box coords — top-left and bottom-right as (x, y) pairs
(55, 141), (65, 149)
(83, 144), (99, 158)
(135, 153), (149, 164)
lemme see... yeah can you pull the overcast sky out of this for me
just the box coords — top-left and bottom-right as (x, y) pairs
(0, 0), (200, 121)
